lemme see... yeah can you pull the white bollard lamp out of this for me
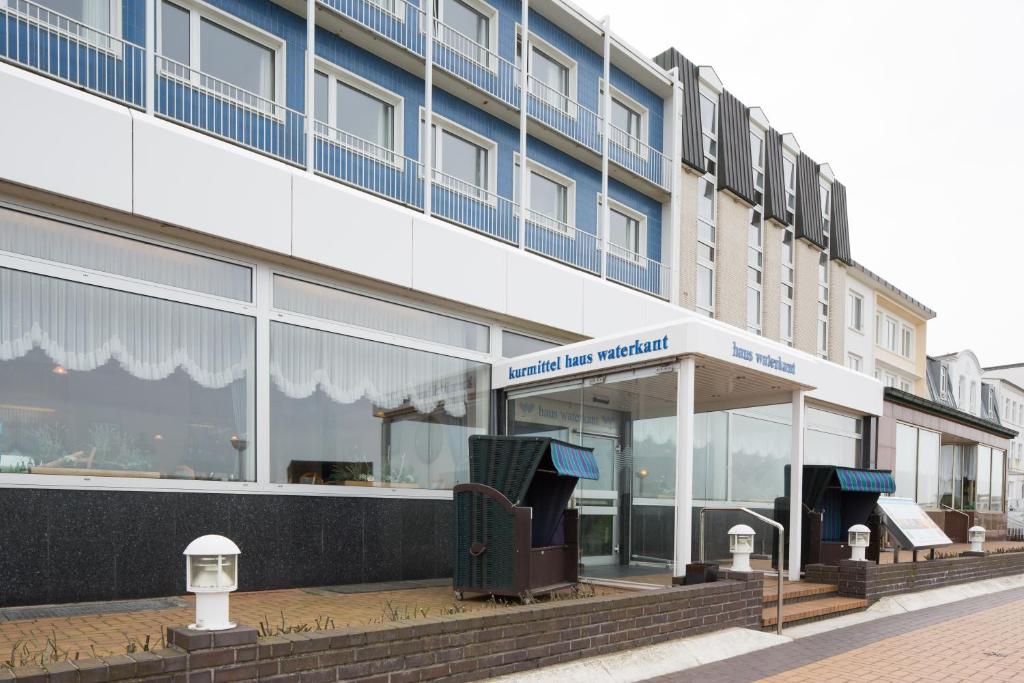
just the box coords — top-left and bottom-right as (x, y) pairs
(184, 535), (241, 631)
(728, 524), (756, 572)
(968, 525), (986, 553)
(848, 524), (870, 562)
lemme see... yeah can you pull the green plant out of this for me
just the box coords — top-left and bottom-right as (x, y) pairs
(29, 424), (67, 461)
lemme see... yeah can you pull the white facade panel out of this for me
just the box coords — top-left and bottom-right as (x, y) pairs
(132, 115), (292, 255)
(410, 216), (508, 313)
(505, 250), (585, 332)
(581, 277), (648, 337)
(0, 64), (132, 213)
(292, 175), (415, 288)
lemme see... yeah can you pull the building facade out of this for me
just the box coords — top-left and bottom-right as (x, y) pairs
(982, 365), (1024, 515)
(0, 0), (878, 605)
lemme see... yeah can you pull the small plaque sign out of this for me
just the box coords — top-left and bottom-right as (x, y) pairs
(876, 497), (953, 549)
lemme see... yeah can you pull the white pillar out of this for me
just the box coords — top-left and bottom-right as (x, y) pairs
(145, 0), (155, 115)
(516, 0), (529, 249)
(788, 390), (805, 581)
(599, 16), (611, 279)
(674, 356), (695, 575)
(668, 68), (682, 306)
(304, 0), (315, 173)
(423, 0), (434, 216)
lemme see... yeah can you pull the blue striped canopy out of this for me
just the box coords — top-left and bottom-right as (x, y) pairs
(550, 442), (600, 480)
(836, 468), (895, 494)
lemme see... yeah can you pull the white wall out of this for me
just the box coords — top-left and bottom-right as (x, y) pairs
(940, 350), (984, 416)
(844, 277), (874, 376)
(0, 64), (682, 341)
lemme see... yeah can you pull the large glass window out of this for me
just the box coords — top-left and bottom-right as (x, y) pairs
(805, 408), (861, 468)
(991, 449), (1005, 512)
(515, 163), (570, 229)
(314, 72), (396, 153)
(916, 429), (941, 507)
(274, 275), (489, 352)
(501, 331), (557, 358)
(976, 445), (992, 511)
(24, 0), (114, 32)
(894, 423), (918, 499)
(531, 45), (570, 110)
(160, 1), (190, 64)
(0, 206), (252, 300)
(200, 18), (274, 99)
(0, 267), (255, 480)
(433, 126), (489, 192)
(728, 407), (791, 503)
(609, 207), (641, 254)
(269, 322), (489, 489)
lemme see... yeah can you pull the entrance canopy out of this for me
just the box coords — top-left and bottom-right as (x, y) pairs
(495, 318), (882, 416)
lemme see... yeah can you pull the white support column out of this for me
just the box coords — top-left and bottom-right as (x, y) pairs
(674, 356), (696, 575)
(668, 68), (682, 306)
(516, 0), (529, 249)
(304, 0), (315, 173)
(145, 0), (155, 115)
(789, 389), (805, 581)
(423, 0), (434, 216)
(599, 16), (611, 279)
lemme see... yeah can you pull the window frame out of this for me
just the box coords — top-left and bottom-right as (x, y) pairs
(313, 59), (405, 164)
(9, 0), (123, 55)
(514, 152), (577, 236)
(156, 0), (286, 110)
(848, 291), (864, 333)
(598, 195), (648, 261)
(847, 352), (863, 373)
(421, 110), (498, 205)
(433, 0), (499, 72)
(900, 324), (914, 359)
(599, 79), (649, 158)
(517, 28), (578, 118)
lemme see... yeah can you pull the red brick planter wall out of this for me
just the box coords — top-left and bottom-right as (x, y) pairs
(0, 572), (763, 682)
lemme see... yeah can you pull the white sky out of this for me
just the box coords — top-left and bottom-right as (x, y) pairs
(572, 0), (1024, 366)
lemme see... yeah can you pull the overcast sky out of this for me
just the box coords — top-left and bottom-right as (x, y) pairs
(573, 0), (1024, 366)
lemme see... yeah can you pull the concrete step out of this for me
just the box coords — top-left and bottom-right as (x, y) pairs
(762, 581), (838, 606)
(761, 595), (868, 629)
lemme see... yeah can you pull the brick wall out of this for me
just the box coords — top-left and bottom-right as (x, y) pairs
(678, 168), (699, 310)
(827, 261), (847, 364)
(804, 563), (839, 586)
(835, 552), (1024, 602)
(0, 573), (764, 682)
(762, 220), (785, 342)
(793, 239), (820, 356)
(713, 191), (750, 330)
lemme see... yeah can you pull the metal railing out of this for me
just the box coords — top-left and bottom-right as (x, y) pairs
(527, 77), (603, 154)
(699, 506), (785, 635)
(431, 169), (518, 244)
(319, 0), (425, 56)
(155, 55), (306, 167)
(313, 122), (423, 209)
(605, 241), (671, 299)
(431, 19), (520, 109)
(1, 0), (145, 108)
(524, 210), (601, 274)
(609, 123), (672, 191)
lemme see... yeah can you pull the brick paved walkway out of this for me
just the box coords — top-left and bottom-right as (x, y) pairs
(646, 586), (1024, 683)
(0, 582), (623, 665)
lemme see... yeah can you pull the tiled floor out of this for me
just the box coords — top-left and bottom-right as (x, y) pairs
(645, 586), (1024, 682)
(0, 582), (624, 664)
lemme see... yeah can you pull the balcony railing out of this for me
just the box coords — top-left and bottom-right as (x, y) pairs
(155, 55), (306, 167)
(319, 0), (426, 56)
(605, 241), (670, 299)
(527, 78), (603, 154)
(609, 124), (672, 191)
(431, 170), (518, 244)
(314, 122), (424, 209)
(524, 211), (601, 274)
(431, 20), (520, 109)
(1, 0), (144, 108)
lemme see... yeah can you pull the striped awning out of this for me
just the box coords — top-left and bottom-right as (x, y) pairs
(836, 468), (895, 494)
(550, 442), (600, 481)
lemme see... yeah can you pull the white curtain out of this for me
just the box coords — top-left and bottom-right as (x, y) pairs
(269, 322), (479, 418)
(0, 268), (252, 389)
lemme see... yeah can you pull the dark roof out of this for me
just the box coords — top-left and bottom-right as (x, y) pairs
(884, 387), (1018, 439)
(852, 261), (936, 319)
(984, 362), (1024, 371)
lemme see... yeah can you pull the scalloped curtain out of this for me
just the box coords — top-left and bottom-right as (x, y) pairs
(0, 267), (252, 388)
(269, 322), (477, 418)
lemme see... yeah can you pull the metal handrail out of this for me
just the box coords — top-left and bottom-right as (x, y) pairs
(940, 502), (970, 523)
(699, 505), (784, 635)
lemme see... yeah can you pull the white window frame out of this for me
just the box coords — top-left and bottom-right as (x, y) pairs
(940, 365), (948, 399)
(600, 79), (649, 159)
(900, 324), (914, 359)
(156, 0), (286, 110)
(517, 28), (578, 118)
(847, 352), (863, 372)
(848, 291), (864, 333)
(10, 0), (123, 55)
(432, 0), (499, 72)
(598, 195), (647, 261)
(314, 59), (405, 165)
(514, 152), (576, 235)
(421, 109), (498, 205)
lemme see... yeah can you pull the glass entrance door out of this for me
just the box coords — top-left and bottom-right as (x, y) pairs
(506, 366), (679, 572)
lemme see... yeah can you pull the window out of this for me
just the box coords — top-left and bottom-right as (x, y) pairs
(970, 381), (978, 413)
(427, 116), (496, 198)
(269, 323), (489, 490)
(159, 1), (281, 105)
(780, 227), (795, 345)
(883, 316), (898, 353)
(604, 86), (647, 156)
(894, 423), (941, 507)
(314, 66), (400, 159)
(848, 291), (864, 332)
(899, 378), (913, 393)
(501, 331), (557, 358)
(526, 41), (571, 112)
(782, 156), (796, 222)
(697, 92), (718, 319)
(434, 0), (496, 69)
(514, 156), (574, 232)
(602, 197), (646, 257)
(436, 0), (489, 47)
(747, 127), (765, 335)
(940, 365), (948, 399)
(749, 130), (765, 192)
(816, 181), (832, 359)
(900, 325), (913, 359)
(699, 93), (717, 173)
(15, 0), (120, 40)
(847, 353), (863, 372)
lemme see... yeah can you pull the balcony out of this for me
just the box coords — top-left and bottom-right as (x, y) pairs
(526, 78), (602, 155)
(1, 0), (145, 108)
(605, 242), (671, 299)
(609, 123), (672, 191)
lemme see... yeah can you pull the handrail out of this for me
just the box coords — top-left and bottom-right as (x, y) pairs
(699, 505), (784, 635)
(940, 502), (970, 523)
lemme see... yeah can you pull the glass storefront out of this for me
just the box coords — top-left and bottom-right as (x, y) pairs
(905, 433), (1007, 511)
